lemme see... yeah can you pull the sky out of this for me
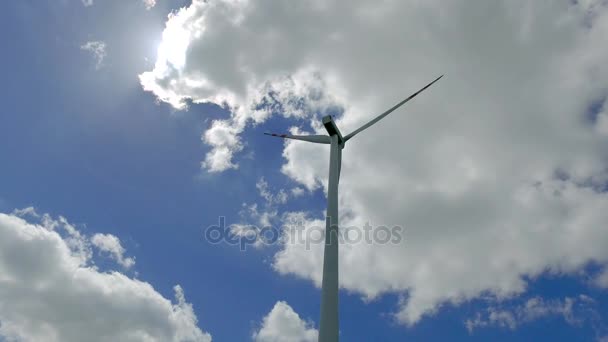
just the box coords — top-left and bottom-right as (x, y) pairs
(2, 0), (608, 341)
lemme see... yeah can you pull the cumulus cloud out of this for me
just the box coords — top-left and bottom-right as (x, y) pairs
(253, 301), (317, 342)
(141, 0), (608, 326)
(91, 233), (136, 269)
(80, 40), (106, 69)
(81, 0), (93, 7)
(0, 211), (211, 342)
(201, 119), (244, 172)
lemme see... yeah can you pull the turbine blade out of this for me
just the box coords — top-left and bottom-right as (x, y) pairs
(264, 132), (331, 144)
(344, 75), (443, 142)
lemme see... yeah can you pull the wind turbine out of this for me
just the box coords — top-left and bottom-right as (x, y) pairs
(265, 75), (443, 342)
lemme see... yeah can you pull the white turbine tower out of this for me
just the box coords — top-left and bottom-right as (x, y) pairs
(265, 75), (443, 342)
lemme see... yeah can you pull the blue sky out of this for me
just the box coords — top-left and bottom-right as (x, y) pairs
(2, 1), (608, 341)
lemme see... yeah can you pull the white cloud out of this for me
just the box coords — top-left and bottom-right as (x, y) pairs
(91, 233), (136, 269)
(235, 177), (290, 229)
(257, 177), (288, 206)
(240, 202), (278, 229)
(0, 211), (211, 342)
(81, 0), (155, 9)
(594, 267), (608, 288)
(143, 0), (156, 10)
(228, 178), (293, 249)
(11, 207), (38, 217)
(291, 187), (305, 197)
(141, 0), (608, 326)
(80, 40), (107, 70)
(465, 295), (599, 333)
(253, 301), (317, 342)
(201, 119), (244, 172)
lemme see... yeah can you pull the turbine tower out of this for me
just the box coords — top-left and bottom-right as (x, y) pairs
(265, 75), (443, 342)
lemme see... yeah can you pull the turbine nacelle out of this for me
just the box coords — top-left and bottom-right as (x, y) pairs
(322, 115), (344, 145)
